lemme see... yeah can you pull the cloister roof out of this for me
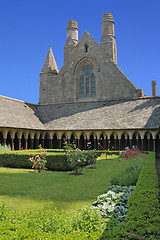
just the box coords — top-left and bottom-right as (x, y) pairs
(0, 95), (160, 131)
(0, 95), (44, 130)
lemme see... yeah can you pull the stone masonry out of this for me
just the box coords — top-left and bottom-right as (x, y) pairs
(39, 12), (144, 104)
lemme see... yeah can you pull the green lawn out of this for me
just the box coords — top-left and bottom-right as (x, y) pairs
(0, 155), (127, 213)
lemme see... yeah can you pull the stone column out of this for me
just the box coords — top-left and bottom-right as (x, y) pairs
(108, 140), (110, 151)
(3, 138), (6, 145)
(94, 138), (97, 149)
(18, 138), (21, 150)
(104, 138), (107, 150)
(49, 139), (52, 149)
(41, 139), (44, 148)
(118, 139), (120, 151)
(141, 139), (144, 151)
(11, 138), (14, 151)
(85, 138), (88, 150)
(24, 138), (27, 149)
(30, 139), (33, 149)
(76, 139), (79, 148)
(57, 139), (61, 149)
(129, 139), (132, 148)
(114, 139), (116, 150)
(153, 139), (156, 152)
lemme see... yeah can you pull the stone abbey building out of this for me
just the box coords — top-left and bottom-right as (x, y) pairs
(0, 12), (160, 153)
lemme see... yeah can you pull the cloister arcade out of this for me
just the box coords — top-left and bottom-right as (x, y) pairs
(0, 128), (160, 153)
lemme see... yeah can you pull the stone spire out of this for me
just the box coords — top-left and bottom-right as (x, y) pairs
(100, 12), (117, 64)
(41, 45), (58, 73)
(64, 20), (78, 64)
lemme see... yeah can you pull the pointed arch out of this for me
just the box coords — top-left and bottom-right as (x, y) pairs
(79, 133), (85, 150)
(6, 132), (12, 149)
(155, 132), (160, 155)
(33, 134), (38, 149)
(52, 133), (58, 149)
(70, 134), (75, 144)
(132, 132), (141, 150)
(14, 133), (19, 150)
(143, 132), (153, 151)
(0, 131), (4, 145)
(88, 133), (94, 149)
(44, 133), (50, 149)
(99, 133), (104, 150)
(21, 134), (26, 150)
(28, 134), (31, 149)
(61, 134), (66, 149)
(110, 134), (115, 150)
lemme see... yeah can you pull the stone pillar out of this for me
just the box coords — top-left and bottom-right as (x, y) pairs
(3, 138), (6, 145)
(114, 139), (116, 150)
(57, 139), (61, 149)
(94, 139), (97, 149)
(118, 139), (120, 151)
(108, 140), (110, 150)
(18, 138), (21, 150)
(129, 139), (132, 148)
(49, 139), (52, 149)
(36, 138), (39, 149)
(85, 138), (87, 150)
(98, 139), (100, 150)
(141, 139), (144, 151)
(41, 139), (44, 148)
(104, 138), (107, 150)
(24, 139), (27, 149)
(76, 139), (79, 148)
(30, 139), (33, 149)
(11, 138), (14, 151)
(153, 139), (156, 152)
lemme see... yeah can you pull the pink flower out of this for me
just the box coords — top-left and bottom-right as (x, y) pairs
(83, 150), (85, 152)
(77, 159), (81, 162)
(41, 152), (46, 154)
(65, 141), (67, 144)
(68, 150), (71, 153)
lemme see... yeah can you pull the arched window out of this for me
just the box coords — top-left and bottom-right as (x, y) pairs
(80, 65), (96, 98)
(91, 74), (95, 97)
(80, 75), (84, 98)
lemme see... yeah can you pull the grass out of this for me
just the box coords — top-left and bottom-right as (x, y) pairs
(0, 155), (128, 212)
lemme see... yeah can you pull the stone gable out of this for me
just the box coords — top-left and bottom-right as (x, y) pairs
(39, 14), (144, 104)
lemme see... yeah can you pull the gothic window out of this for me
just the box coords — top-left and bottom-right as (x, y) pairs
(80, 75), (84, 98)
(80, 65), (96, 98)
(91, 74), (95, 97)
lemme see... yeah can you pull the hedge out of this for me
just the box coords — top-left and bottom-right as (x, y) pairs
(100, 152), (160, 239)
(0, 151), (71, 171)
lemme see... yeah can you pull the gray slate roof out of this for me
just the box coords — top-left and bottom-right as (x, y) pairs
(0, 95), (44, 130)
(0, 95), (160, 131)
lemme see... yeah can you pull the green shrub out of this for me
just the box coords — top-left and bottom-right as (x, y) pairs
(110, 155), (145, 186)
(0, 203), (106, 239)
(0, 144), (11, 152)
(0, 151), (71, 171)
(100, 152), (160, 239)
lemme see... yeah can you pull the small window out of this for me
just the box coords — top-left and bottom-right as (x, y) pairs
(85, 44), (88, 52)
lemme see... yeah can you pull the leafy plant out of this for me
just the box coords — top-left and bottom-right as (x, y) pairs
(91, 185), (135, 221)
(0, 144), (11, 152)
(64, 141), (98, 175)
(111, 147), (146, 186)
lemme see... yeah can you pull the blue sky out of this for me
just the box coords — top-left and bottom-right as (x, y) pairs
(0, 0), (160, 103)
